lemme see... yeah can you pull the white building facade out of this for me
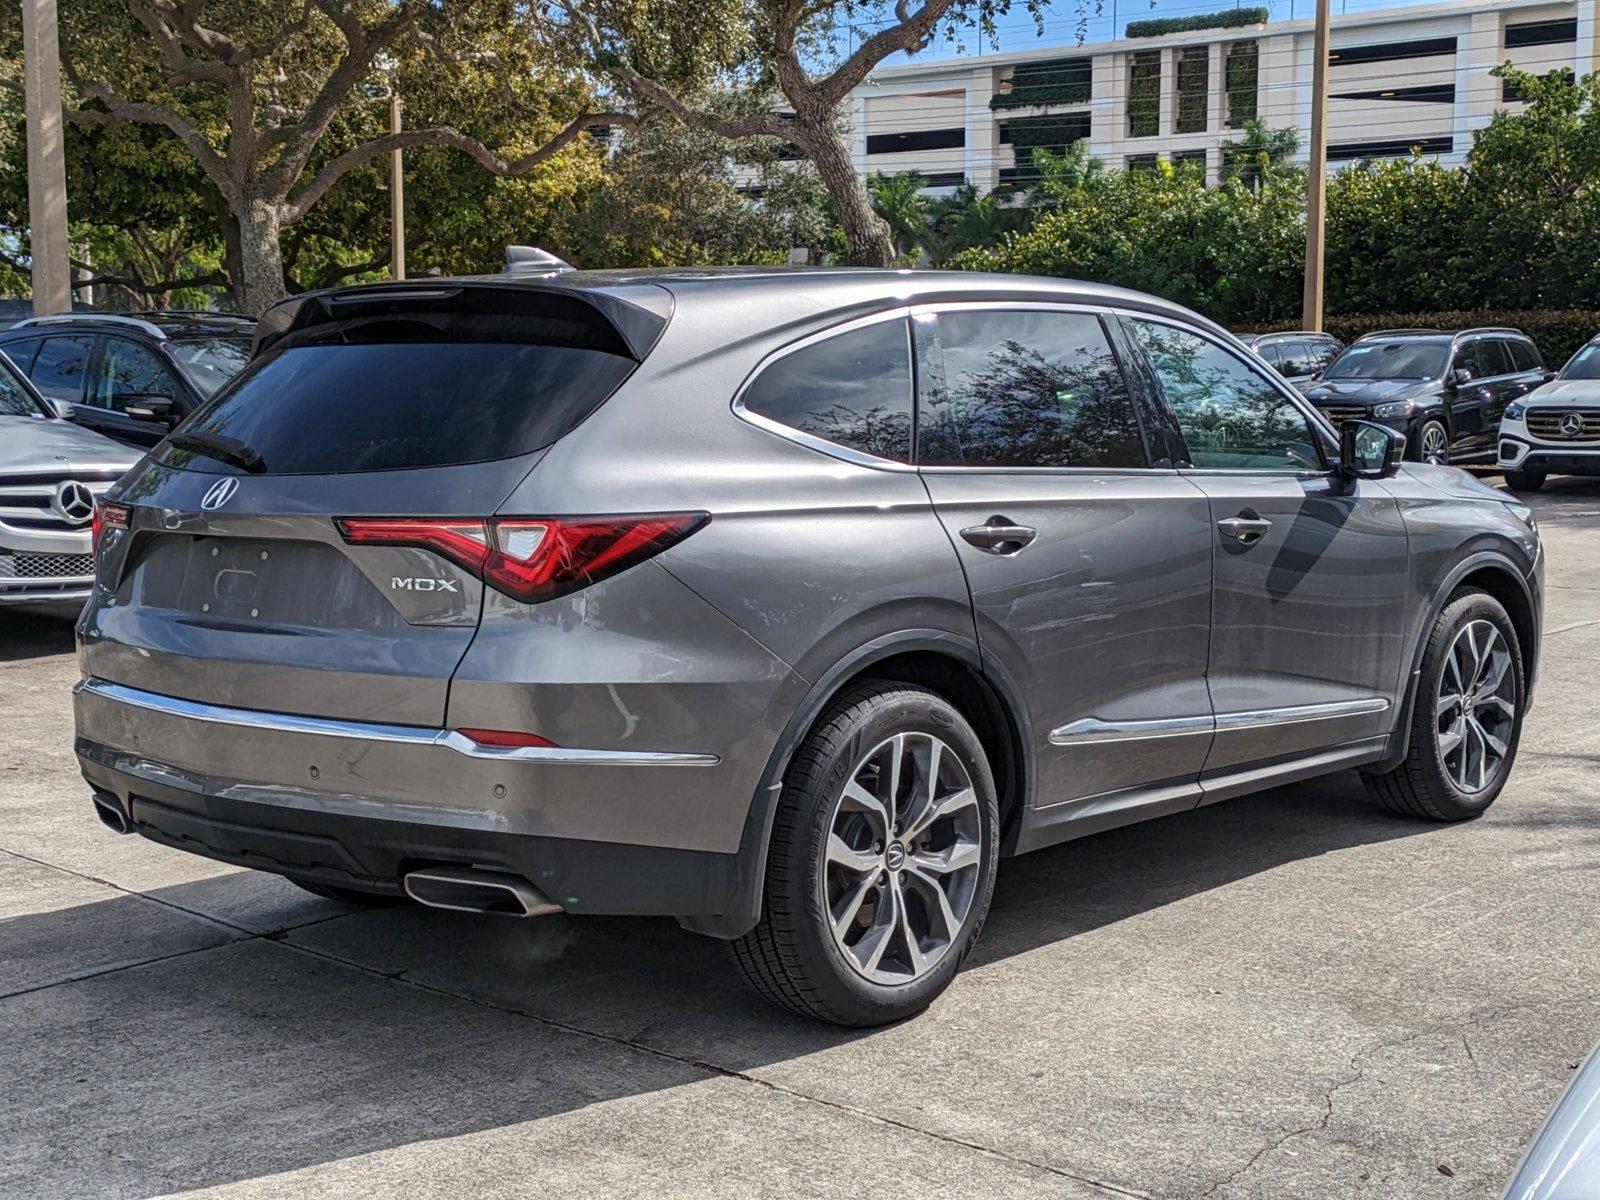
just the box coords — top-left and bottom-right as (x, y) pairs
(849, 0), (1597, 191)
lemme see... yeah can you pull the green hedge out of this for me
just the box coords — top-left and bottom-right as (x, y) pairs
(1250, 310), (1600, 366)
(1126, 7), (1268, 38)
(991, 83), (1092, 109)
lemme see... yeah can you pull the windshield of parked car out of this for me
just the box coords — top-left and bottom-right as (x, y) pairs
(1322, 341), (1447, 381)
(0, 352), (49, 417)
(1559, 343), (1600, 381)
(165, 336), (252, 396)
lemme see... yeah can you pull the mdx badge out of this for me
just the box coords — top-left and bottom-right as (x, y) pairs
(201, 477), (240, 510)
(391, 577), (460, 593)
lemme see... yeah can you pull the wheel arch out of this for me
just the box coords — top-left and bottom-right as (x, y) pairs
(1366, 551), (1539, 775)
(679, 630), (1033, 940)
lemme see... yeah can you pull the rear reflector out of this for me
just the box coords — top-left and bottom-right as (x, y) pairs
(92, 501), (128, 551)
(337, 512), (708, 605)
(456, 728), (559, 749)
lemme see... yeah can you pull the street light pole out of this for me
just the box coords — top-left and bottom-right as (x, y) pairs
(1302, 0), (1332, 331)
(20, 0), (71, 316)
(389, 87), (406, 280)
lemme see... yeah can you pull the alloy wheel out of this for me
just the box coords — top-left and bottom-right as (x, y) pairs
(1435, 619), (1516, 794)
(1420, 422), (1449, 465)
(823, 732), (983, 986)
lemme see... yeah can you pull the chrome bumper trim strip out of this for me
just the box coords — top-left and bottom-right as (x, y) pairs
(1049, 698), (1389, 746)
(74, 677), (720, 766)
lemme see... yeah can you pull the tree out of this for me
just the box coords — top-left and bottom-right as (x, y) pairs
(20, 0), (630, 313)
(867, 171), (930, 260)
(561, 0), (1050, 267)
(1219, 118), (1300, 189)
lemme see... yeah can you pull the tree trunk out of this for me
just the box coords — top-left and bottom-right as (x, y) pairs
(801, 123), (895, 268)
(234, 198), (288, 315)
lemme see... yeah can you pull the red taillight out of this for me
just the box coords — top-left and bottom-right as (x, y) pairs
(92, 501), (129, 551)
(336, 513), (708, 605)
(456, 728), (559, 749)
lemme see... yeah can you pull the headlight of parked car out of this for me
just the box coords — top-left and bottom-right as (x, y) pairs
(1372, 399), (1417, 419)
(1504, 401), (1527, 422)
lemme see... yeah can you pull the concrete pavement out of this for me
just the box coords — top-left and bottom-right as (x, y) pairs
(3, 478), (1599, 1198)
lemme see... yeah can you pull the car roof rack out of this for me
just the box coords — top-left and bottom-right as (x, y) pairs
(8, 312), (168, 338)
(504, 245), (576, 278)
(1454, 326), (1523, 339)
(1356, 328), (1445, 340)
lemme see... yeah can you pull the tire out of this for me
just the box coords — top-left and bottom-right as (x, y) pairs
(1362, 588), (1525, 821)
(287, 875), (407, 907)
(728, 681), (1000, 1026)
(1413, 418), (1450, 466)
(1503, 468), (1546, 493)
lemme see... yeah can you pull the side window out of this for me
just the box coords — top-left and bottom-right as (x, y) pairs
(1256, 342), (1283, 367)
(1480, 339), (1515, 378)
(1308, 341), (1341, 372)
(27, 335), (94, 405)
(1507, 339), (1541, 373)
(0, 337), (42, 374)
(741, 320), (912, 463)
(92, 338), (181, 413)
(918, 310), (1146, 469)
(1278, 342), (1318, 377)
(1129, 319), (1324, 473)
(1453, 341), (1485, 381)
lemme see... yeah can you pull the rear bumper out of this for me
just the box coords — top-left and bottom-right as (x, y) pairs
(73, 677), (761, 926)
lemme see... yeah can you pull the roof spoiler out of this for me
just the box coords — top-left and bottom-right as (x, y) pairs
(504, 246), (575, 277)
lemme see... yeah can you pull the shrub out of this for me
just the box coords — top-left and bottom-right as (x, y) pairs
(1126, 7), (1269, 38)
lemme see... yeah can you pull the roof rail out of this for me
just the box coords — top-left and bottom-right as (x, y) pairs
(9, 312), (169, 338)
(1355, 327), (1445, 339)
(1455, 326), (1524, 339)
(504, 245), (575, 278)
(126, 309), (255, 323)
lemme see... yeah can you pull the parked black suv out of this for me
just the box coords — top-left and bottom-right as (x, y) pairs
(1302, 328), (1550, 465)
(0, 312), (254, 447)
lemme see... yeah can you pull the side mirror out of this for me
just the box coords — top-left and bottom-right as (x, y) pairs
(1338, 419), (1403, 481)
(1451, 368), (1472, 387)
(51, 399), (79, 421)
(124, 396), (176, 423)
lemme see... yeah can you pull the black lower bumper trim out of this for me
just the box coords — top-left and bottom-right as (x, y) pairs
(82, 759), (750, 924)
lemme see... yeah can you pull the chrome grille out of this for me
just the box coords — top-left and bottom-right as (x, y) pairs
(0, 474), (118, 531)
(1316, 404), (1370, 426)
(0, 551), (95, 581)
(1526, 408), (1600, 443)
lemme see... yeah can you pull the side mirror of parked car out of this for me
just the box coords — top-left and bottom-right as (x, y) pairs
(51, 399), (79, 422)
(1338, 419), (1403, 481)
(124, 396), (177, 424)
(1451, 368), (1473, 387)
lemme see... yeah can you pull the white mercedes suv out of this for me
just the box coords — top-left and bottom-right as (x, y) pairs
(1498, 334), (1600, 490)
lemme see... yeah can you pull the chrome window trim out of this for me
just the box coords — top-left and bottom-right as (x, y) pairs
(1049, 697), (1389, 746)
(74, 678), (720, 766)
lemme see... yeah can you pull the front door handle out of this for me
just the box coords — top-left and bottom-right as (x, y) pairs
(1217, 513), (1273, 543)
(960, 517), (1037, 555)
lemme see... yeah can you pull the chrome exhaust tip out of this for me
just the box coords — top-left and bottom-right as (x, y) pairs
(91, 793), (131, 835)
(403, 866), (562, 918)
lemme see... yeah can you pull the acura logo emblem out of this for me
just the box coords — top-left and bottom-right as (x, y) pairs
(1560, 411), (1585, 438)
(200, 477), (240, 510)
(52, 481), (94, 525)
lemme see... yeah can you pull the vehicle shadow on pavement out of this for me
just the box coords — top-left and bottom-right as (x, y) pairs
(1, 771), (1444, 1196)
(0, 609), (77, 663)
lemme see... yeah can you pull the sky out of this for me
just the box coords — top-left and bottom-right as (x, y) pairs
(867, 0), (1426, 67)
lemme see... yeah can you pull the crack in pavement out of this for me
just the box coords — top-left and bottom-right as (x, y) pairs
(1, 844), (1142, 1199)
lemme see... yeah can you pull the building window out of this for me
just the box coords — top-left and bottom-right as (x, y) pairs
(1176, 46), (1210, 134)
(991, 57), (1092, 110)
(1129, 50), (1162, 138)
(1328, 36), (1456, 67)
(1326, 135), (1453, 161)
(1126, 153), (1159, 172)
(1331, 84), (1455, 103)
(1225, 41), (1258, 128)
(1505, 18), (1577, 48)
(865, 128), (965, 155)
(1172, 149), (1207, 175)
(1001, 112), (1092, 183)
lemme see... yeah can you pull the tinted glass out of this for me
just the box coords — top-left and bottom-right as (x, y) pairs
(1324, 340), (1447, 380)
(0, 357), (46, 417)
(0, 337), (41, 374)
(168, 336), (252, 396)
(163, 342), (635, 474)
(743, 320), (912, 463)
(1256, 342), (1283, 366)
(28, 336), (94, 404)
(1307, 341), (1341, 371)
(93, 338), (180, 412)
(920, 311), (1145, 468)
(1130, 320), (1322, 472)
(1278, 342), (1317, 377)
(1479, 340), (1514, 377)
(1507, 339), (1540, 373)
(1453, 341), (1485, 381)
(1560, 343), (1600, 380)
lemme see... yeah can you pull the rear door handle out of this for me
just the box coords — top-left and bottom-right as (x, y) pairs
(960, 518), (1037, 554)
(1217, 514), (1273, 542)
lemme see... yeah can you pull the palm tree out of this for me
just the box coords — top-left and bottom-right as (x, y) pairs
(867, 173), (932, 260)
(1219, 120), (1302, 188)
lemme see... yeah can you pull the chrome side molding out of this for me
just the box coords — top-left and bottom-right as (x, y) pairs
(1050, 697), (1390, 747)
(74, 677), (720, 767)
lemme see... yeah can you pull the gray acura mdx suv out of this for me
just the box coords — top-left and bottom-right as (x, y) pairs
(75, 269), (1542, 1026)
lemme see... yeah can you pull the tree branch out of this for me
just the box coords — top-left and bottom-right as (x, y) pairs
(282, 113), (633, 224)
(815, 0), (958, 107)
(61, 60), (233, 191)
